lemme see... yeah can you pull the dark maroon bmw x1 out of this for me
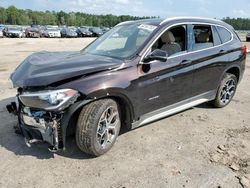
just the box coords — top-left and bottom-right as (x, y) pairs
(7, 17), (246, 156)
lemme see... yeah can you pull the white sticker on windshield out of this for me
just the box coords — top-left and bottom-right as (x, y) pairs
(138, 24), (157, 31)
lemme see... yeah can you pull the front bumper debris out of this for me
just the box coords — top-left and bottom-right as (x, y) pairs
(6, 101), (64, 152)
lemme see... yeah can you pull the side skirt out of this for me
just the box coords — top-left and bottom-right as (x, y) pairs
(131, 90), (216, 129)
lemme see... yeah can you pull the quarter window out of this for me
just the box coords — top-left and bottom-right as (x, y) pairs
(216, 26), (232, 43)
(212, 26), (222, 46)
(192, 25), (214, 51)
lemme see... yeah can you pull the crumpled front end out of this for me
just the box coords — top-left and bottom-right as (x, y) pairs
(6, 50), (122, 152)
(6, 88), (81, 152)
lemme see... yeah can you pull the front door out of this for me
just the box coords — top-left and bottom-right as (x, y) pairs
(135, 24), (195, 117)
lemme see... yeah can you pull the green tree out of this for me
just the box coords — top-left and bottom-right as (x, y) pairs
(6, 5), (19, 24)
(0, 5), (156, 27)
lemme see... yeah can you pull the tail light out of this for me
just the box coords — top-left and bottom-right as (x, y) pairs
(242, 45), (247, 57)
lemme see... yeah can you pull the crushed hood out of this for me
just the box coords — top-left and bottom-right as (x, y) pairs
(11, 51), (123, 87)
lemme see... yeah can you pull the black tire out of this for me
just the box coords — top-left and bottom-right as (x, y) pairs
(75, 99), (121, 156)
(211, 73), (237, 108)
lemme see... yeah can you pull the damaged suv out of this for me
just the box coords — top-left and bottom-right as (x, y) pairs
(7, 17), (246, 156)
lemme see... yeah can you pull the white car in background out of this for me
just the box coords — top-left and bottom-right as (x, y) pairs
(44, 28), (61, 38)
(0, 29), (3, 38)
(5, 26), (26, 38)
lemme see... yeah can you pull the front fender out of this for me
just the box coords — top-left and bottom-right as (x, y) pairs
(61, 88), (136, 149)
(61, 99), (92, 149)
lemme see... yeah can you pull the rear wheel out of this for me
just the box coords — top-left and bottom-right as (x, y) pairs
(75, 99), (121, 156)
(211, 73), (237, 108)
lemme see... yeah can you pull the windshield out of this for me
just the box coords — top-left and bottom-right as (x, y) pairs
(47, 28), (59, 31)
(30, 28), (39, 32)
(80, 28), (89, 32)
(8, 27), (21, 31)
(82, 23), (157, 59)
(92, 28), (102, 32)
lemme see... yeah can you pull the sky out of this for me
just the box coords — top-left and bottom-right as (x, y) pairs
(0, 0), (250, 18)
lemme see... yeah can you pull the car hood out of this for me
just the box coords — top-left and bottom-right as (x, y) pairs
(10, 51), (123, 88)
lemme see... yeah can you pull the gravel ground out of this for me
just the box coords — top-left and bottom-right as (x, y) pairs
(0, 37), (249, 188)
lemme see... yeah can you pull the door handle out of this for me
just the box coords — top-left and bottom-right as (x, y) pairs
(180, 59), (192, 65)
(219, 49), (227, 55)
(154, 76), (160, 81)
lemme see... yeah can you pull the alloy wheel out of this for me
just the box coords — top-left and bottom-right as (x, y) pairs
(220, 79), (236, 104)
(96, 106), (120, 149)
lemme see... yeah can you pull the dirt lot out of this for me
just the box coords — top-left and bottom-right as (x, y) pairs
(0, 37), (250, 188)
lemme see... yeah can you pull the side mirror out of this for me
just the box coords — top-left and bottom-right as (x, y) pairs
(143, 49), (168, 63)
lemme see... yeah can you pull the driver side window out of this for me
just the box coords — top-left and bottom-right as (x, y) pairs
(151, 25), (187, 57)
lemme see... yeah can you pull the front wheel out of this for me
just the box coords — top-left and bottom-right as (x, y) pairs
(75, 99), (121, 156)
(211, 73), (237, 108)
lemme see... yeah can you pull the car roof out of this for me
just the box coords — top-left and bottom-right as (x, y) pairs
(117, 17), (232, 29)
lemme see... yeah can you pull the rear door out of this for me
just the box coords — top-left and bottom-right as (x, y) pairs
(190, 24), (231, 97)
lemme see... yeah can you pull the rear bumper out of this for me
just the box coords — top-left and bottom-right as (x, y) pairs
(48, 33), (61, 38)
(28, 33), (40, 38)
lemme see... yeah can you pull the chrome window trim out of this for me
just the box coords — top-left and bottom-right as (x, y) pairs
(139, 22), (234, 64)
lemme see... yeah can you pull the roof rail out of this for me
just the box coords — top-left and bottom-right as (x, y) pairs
(159, 16), (221, 25)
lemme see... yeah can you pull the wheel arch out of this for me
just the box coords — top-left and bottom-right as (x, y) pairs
(225, 66), (241, 82)
(219, 65), (241, 86)
(61, 90), (135, 148)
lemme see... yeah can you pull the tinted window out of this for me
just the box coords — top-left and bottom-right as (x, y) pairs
(212, 26), (222, 46)
(192, 25), (214, 51)
(216, 26), (232, 43)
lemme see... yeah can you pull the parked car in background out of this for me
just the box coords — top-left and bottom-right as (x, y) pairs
(246, 32), (250, 42)
(76, 27), (93, 37)
(5, 26), (26, 38)
(0, 26), (5, 38)
(60, 28), (78, 38)
(44, 28), (61, 38)
(68, 26), (77, 32)
(25, 27), (42, 38)
(38, 26), (46, 37)
(101, 27), (110, 33)
(6, 17), (246, 156)
(89, 27), (104, 37)
(0, 30), (3, 38)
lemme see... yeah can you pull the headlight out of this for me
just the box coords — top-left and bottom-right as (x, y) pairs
(19, 89), (79, 111)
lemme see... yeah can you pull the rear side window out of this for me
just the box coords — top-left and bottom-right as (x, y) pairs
(192, 25), (214, 51)
(216, 26), (232, 43)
